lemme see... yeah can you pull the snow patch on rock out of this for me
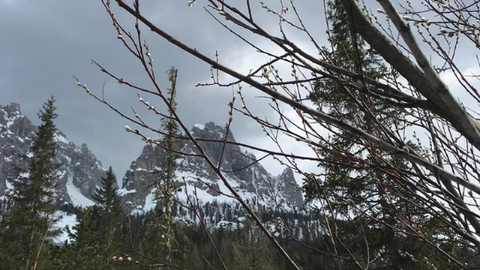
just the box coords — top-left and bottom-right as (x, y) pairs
(66, 171), (95, 207)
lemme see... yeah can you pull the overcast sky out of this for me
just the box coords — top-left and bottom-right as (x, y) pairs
(0, 1), (328, 182)
(1, 1), (478, 186)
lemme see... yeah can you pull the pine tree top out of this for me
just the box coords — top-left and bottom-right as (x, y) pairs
(92, 166), (123, 217)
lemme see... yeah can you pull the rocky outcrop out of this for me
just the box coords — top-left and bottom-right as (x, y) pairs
(0, 103), (35, 197)
(275, 168), (303, 207)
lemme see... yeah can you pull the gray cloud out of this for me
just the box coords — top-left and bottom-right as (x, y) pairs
(0, 1), (307, 181)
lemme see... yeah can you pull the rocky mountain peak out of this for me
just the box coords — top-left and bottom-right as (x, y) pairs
(276, 168), (303, 207)
(191, 122), (231, 140)
(120, 122), (303, 215)
(1, 102), (22, 117)
(0, 103), (32, 139)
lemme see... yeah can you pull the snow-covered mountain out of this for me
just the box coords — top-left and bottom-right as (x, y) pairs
(0, 102), (103, 207)
(118, 122), (314, 235)
(120, 122), (303, 216)
(0, 102), (303, 213)
(0, 102), (319, 238)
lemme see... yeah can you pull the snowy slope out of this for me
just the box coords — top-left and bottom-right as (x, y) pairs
(53, 211), (78, 245)
(66, 171), (96, 208)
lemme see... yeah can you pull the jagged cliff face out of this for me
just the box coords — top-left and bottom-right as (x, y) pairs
(0, 102), (105, 207)
(120, 122), (303, 215)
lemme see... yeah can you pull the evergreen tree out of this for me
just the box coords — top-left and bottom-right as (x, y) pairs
(63, 207), (104, 270)
(304, 1), (459, 268)
(91, 166), (123, 269)
(61, 167), (123, 270)
(92, 166), (123, 235)
(159, 67), (180, 227)
(142, 67), (181, 266)
(0, 97), (61, 270)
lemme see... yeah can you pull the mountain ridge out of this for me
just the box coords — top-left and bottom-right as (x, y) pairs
(0, 102), (312, 235)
